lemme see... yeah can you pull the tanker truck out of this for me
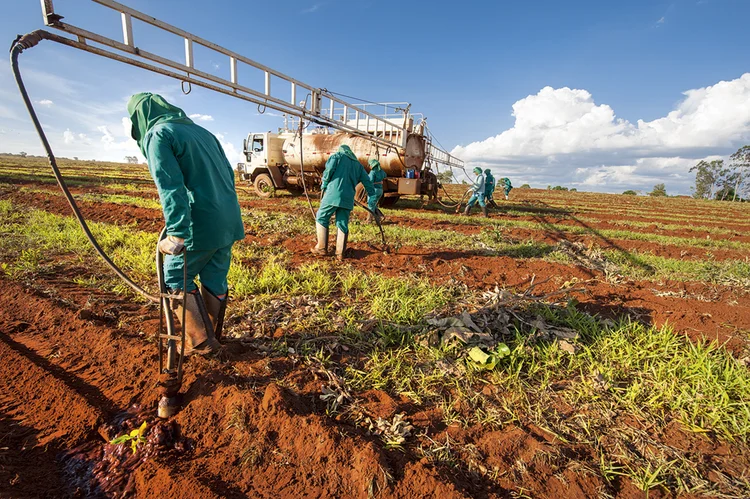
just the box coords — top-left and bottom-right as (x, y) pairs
(236, 104), (458, 207)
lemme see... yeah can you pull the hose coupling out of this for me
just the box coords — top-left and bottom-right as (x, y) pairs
(11, 30), (49, 53)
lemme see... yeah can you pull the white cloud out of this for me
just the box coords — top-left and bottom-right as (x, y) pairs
(189, 113), (214, 122)
(452, 74), (750, 193)
(215, 133), (242, 165)
(57, 123), (141, 162)
(37, 99), (54, 106)
(121, 117), (132, 137)
(63, 129), (90, 145)
(97, 125), (115, 144)
(656, 16), (665, 25)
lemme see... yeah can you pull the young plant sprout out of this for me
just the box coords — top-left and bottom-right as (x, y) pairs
(110, 421), (148, 454)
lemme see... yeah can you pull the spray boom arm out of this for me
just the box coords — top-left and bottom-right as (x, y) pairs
(36, 0), (463, 169)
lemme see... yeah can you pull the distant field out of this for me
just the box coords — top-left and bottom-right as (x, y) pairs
(1, 157), (749, 498)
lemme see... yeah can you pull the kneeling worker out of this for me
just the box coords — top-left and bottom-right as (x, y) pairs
(128, 92), (245, 355)
(464, 167), (488, 217)
(311, 144), (375, 260)
(367, 158), (387, 222)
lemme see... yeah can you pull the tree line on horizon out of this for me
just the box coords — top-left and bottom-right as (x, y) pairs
(689, 145), (748, 202)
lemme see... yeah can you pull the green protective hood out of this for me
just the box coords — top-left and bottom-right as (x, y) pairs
(473, 167), (482, 175)
(127, 92), (193, 153)
(484, 169), (491, 174)
(368, 158), (381, 169)
(337, 144), (358, 161)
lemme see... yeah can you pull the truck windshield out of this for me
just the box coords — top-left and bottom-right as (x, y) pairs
(252, 135), (264, 153)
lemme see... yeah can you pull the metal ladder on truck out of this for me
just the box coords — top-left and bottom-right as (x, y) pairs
(34, 0), (464, 171)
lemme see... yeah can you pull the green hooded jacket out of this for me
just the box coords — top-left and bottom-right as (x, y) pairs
(484, 171), (495, 195)
(320, 145), (375, 210)
(368, 158), (387, 193)
(127, 92), (244, 251)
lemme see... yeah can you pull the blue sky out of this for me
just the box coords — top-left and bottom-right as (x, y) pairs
(2, 0), (749, 194)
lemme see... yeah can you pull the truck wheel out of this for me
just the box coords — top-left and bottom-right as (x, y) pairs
(254, 173), (275, 198)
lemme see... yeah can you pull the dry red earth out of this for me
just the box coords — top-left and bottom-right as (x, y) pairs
(1, 163), (749, 498)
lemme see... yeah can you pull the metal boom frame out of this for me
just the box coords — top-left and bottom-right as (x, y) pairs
(38, 0), (464, 169)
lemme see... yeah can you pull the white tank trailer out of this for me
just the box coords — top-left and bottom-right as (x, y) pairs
(237, 119), (438, 206)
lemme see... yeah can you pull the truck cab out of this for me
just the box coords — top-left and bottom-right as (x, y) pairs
(247, 133), (266, 166)
(236, 132), (288, 197)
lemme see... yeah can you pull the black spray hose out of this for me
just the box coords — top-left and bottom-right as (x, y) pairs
(454, 189), (471, 214)
(11, 32), (159, 303)
(428, 160), (462, 209)
(296, 115), (317, 221)
(353, 198), (388, 250)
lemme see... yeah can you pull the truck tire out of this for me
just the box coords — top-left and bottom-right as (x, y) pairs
(254, 173), (275, 198)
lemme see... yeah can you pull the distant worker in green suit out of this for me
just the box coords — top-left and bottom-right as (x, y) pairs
(484, 168), (498, 208)
(463, 167), (488, 217)
(311, 144), (375, 261)
(501, 177), (513, 200)
(367, 158), (387, 223)
(128, 92), (245, 356)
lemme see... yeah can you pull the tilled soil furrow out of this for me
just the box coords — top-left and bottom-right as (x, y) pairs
(10, 185), (750, 250)
(4, 189), (164, 232)
(11, 186), (749, 262)
(0, 405), (67, 498)
(0, 279), (164, 417)
(0, 333), (104, 447)
(284, 238), (750, 351)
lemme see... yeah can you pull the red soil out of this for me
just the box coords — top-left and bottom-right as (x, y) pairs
(0, 278), (635, 498)
(1, 175), (748, 497)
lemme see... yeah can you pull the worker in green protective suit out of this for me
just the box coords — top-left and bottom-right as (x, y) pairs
(128, 92), (244, 356)
(484, 169), (498, 208)
(367, 158), (387, 223)
(500, 177), (513, 200)
(464, 167), (488, 217)
(311, 144), (375, 261)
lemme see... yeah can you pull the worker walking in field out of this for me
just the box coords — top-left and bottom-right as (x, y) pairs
(484, 168), (498, 209)
(501, 177), (513, 200)
(367, 158), (387, 223)
(463, 167), (488, 217)
(128, 92), (245, 356)
(311, 144), (375, 260)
